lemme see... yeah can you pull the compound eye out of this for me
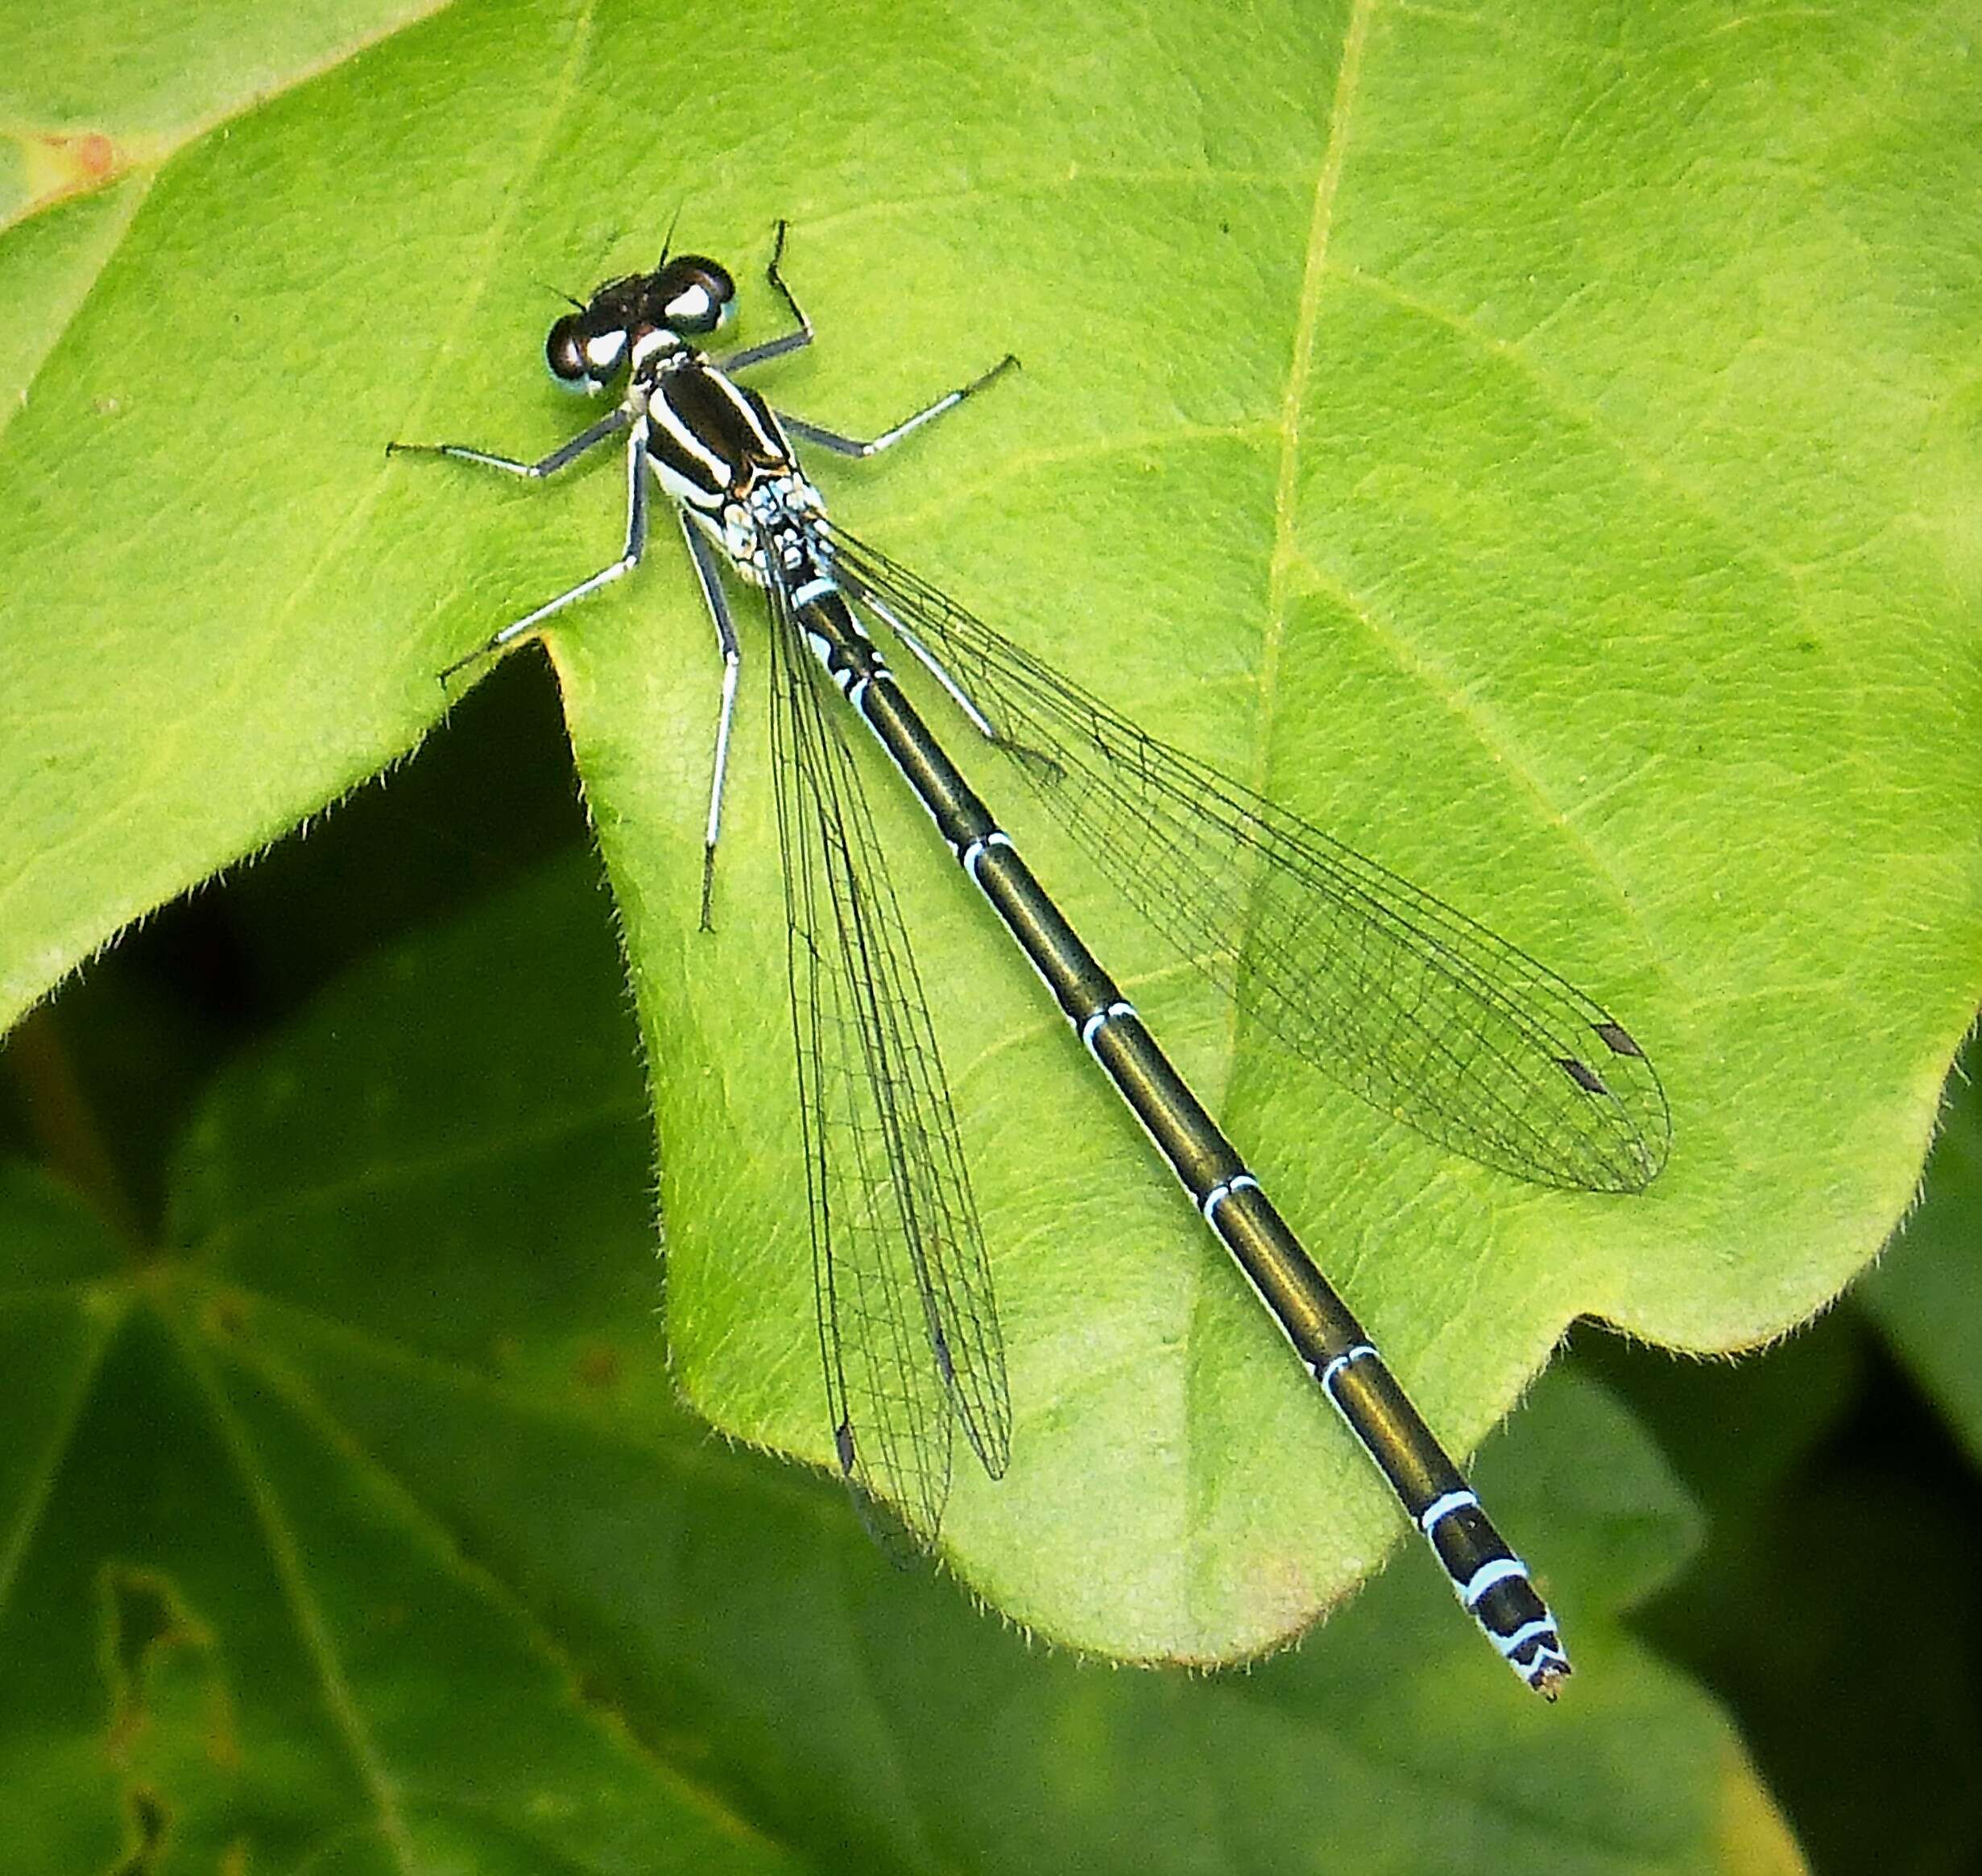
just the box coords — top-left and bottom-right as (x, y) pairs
(546, 315), (627, 390)
(659, 256), (735, 333)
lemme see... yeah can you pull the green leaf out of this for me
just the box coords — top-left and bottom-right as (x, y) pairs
(0, 854), (1794, 1870)
(1593, 1292), (1982, 1876)
(3, 0), (1978, 1663)
(1590, 1071), (1982, 1876)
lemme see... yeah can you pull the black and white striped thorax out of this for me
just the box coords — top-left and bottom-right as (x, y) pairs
(640, 352), (830, 596)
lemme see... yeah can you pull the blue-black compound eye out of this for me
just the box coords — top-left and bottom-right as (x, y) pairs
(654, 255), (735, 334)
(546, 314), (627, 388)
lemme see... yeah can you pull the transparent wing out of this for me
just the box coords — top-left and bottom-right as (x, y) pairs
(765, 582), (1011, 1543)
(821, 523), (1670, 1194)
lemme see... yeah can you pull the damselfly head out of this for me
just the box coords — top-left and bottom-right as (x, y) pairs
(545, 283), (635, 393)
(544, 255), (736, 393)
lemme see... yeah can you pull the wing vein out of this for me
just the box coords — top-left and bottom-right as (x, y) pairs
(823, 521), (1670, 1193)
(767, 581), (1011, 1543)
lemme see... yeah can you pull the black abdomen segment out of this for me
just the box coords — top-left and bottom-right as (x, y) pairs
(801, 593), (1571, 1696)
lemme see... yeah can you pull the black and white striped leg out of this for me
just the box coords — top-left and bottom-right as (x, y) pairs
(436, 415), (652, 682)
(385, 404), (634, 481)
(778, 352), (1020, 460)
(714, 219), (813, 375)
(678, 513), (743, 930)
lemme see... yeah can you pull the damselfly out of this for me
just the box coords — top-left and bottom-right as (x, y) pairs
(387, 224), (1670, 1697)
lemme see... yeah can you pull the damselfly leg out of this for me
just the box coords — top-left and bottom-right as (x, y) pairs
(777, 350), (1020, 461)
(386, 408), (651, 684)
(676, 514), (743, 928)
(385, 404), (633, 481)
(712, 218), (813, 374)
